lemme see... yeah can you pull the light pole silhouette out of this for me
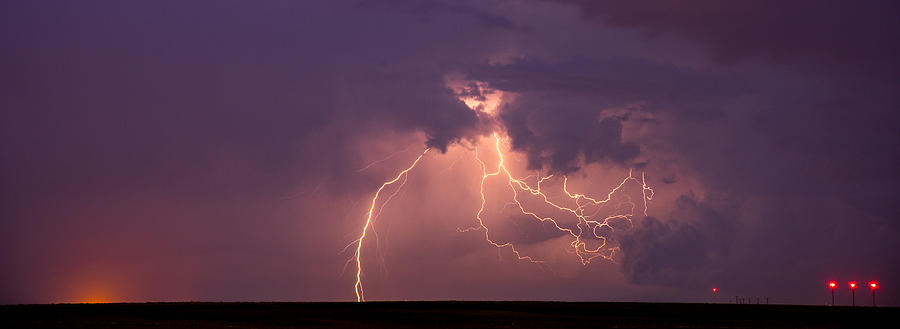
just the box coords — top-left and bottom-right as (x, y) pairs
(869, 282), (879, 307)
(849, 282), (857, 306)
(828, 281), (837, 306)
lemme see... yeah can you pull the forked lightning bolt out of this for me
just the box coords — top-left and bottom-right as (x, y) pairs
(351, 149), (429, 302)
(347, 80), (654, 300)
(348, 135), (652, 302)
(459, 133), (653, 266)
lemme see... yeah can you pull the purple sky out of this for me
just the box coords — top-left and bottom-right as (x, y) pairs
(2, 0), (898, 305)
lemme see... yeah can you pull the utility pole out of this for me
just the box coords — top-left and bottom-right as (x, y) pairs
(869, 282), (879, 307)
(828, 281), (836, 306)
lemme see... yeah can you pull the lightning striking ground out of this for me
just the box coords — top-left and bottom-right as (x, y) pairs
(351, 149), (429, 302)
(347, 80), (653, 302)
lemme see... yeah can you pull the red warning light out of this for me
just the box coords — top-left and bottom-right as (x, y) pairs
(849, 281), (857, 289)
(712, 287), (717, 293)
(869, 281), (880, 307)
(827, 280), (837, 306)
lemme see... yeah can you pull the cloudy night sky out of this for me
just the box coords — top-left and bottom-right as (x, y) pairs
(2, 0), (898, 305)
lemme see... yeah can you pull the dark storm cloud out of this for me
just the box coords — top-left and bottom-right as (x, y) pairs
(552, 0), (900, 82)
(542, 0), (900, 302)
(467, 57), (742, 172)
(428, 0), (900, 303)
(620, 193), (736, 287)
(500, 105), (638, 173)
(2, 0), (899, 305)
(358, 0), (526, 31)
(333, 66), (484, 152)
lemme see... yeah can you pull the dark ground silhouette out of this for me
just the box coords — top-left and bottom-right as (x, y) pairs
(1, 301), (896, 328)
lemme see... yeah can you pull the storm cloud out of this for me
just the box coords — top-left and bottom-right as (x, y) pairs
(1, 0), (898, 305)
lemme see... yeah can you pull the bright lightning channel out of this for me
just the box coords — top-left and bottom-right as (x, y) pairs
(459, 133), (653, 266)
(348, 80), (653, 302)
(351, 149), (429, 302)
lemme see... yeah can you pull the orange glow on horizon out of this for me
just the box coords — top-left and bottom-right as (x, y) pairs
(80, 297), (111, 304)
(72, 289), (117, 304)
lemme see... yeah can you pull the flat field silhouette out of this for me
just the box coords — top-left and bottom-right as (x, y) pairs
(2, 301), (896, 328)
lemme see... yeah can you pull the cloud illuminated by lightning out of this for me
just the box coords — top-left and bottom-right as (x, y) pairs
(458, 133), (653, 266)
(346, 79), (653, 302)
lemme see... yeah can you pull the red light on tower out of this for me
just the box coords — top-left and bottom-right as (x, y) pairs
(849, 281), (857, 306)
(827, 281), (837, 305)
(712, 287), (718, 293)
(869, 281), (879, 307)
(849, 282), (857, 289)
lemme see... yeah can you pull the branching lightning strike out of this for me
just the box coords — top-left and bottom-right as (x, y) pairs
(347, 83), (653, 302)
(350, 149), (429, 302)
(458, 133), (653, 266)
(347, 135), (653, 301)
